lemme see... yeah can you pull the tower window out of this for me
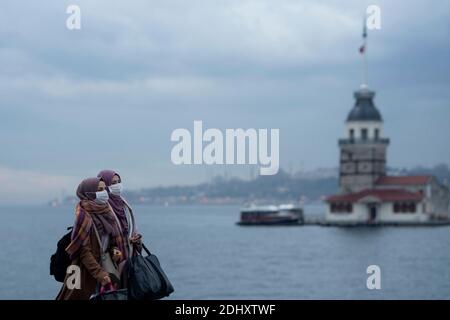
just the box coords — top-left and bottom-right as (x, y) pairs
(349, 129), (354, 141)
(374, 129), (379, 140)
(361, 128), (368, 140)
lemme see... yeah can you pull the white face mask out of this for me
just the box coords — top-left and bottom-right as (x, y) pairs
(109, 183), (123, 196)
(95, 190), (109, 204)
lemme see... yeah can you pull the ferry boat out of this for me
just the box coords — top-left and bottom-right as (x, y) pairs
(237, 204), (303, 226)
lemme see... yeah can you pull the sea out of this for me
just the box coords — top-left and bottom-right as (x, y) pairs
(0, 204), (450, 299)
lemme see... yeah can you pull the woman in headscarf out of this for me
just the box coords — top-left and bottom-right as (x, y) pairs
(56, 177), (126, 300)
(97, 169), (142, 262)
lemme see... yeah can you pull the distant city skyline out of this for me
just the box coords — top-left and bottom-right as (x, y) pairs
(1, 0), (449, 204)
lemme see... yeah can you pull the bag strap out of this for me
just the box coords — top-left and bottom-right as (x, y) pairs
(141, 243), (151, 256)
(91, 222), (103, 253)
(100, 283), (116, 294)
(120, 197), (137, 257)
(94, 282), (116, 296)
(121, 197), (136, 235)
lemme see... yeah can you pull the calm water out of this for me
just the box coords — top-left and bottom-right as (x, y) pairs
(1, 204), (450, 300)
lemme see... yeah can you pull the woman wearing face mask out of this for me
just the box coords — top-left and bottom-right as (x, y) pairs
(97, 170), (142, 261)
(56, 177), (126, 300)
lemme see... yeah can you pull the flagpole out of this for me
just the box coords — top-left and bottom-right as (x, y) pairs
(362, 20), (368, 88)
(363, 36), (367, 87)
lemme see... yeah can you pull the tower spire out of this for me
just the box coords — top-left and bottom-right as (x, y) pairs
(359, 18), (368, 88)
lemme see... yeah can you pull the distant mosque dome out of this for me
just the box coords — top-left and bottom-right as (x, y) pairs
(346, 86), (382, 122)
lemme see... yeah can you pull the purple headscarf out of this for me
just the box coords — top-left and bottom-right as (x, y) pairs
(76, 177), (99, 201)
(76, 177), (122, 238)
(97, 170), (130, 238)
(67, 177), (126, 259)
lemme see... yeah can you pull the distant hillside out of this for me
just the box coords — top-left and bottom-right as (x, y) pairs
(58, 164), (450, 206)
(395, 164), (450, 182)
(125, 169), (338, 205)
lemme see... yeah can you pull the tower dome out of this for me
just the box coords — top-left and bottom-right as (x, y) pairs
(346, 86), (382, 122)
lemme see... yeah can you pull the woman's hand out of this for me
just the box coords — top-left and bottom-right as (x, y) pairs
(100, 274), (111, 286)
(130, 233), (142, 244)
(130, 233), (143, 253)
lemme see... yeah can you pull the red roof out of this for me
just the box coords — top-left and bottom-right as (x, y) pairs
(326, 189), (423, 203)
(375, 175), (431, 186)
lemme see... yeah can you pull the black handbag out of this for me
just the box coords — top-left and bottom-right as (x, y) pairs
(127, 243), (174, 300)
(90, 283), (128, 301)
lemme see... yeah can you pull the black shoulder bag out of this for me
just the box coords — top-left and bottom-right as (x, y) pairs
(126, 243), (174, 300)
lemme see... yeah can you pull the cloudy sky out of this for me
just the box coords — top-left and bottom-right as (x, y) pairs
(0, 0), (449, 204)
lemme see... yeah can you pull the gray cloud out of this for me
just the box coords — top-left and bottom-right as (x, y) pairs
(0, 0), (449, 204)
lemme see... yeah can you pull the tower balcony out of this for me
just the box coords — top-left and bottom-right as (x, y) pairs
(338, 138), (390, 146)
